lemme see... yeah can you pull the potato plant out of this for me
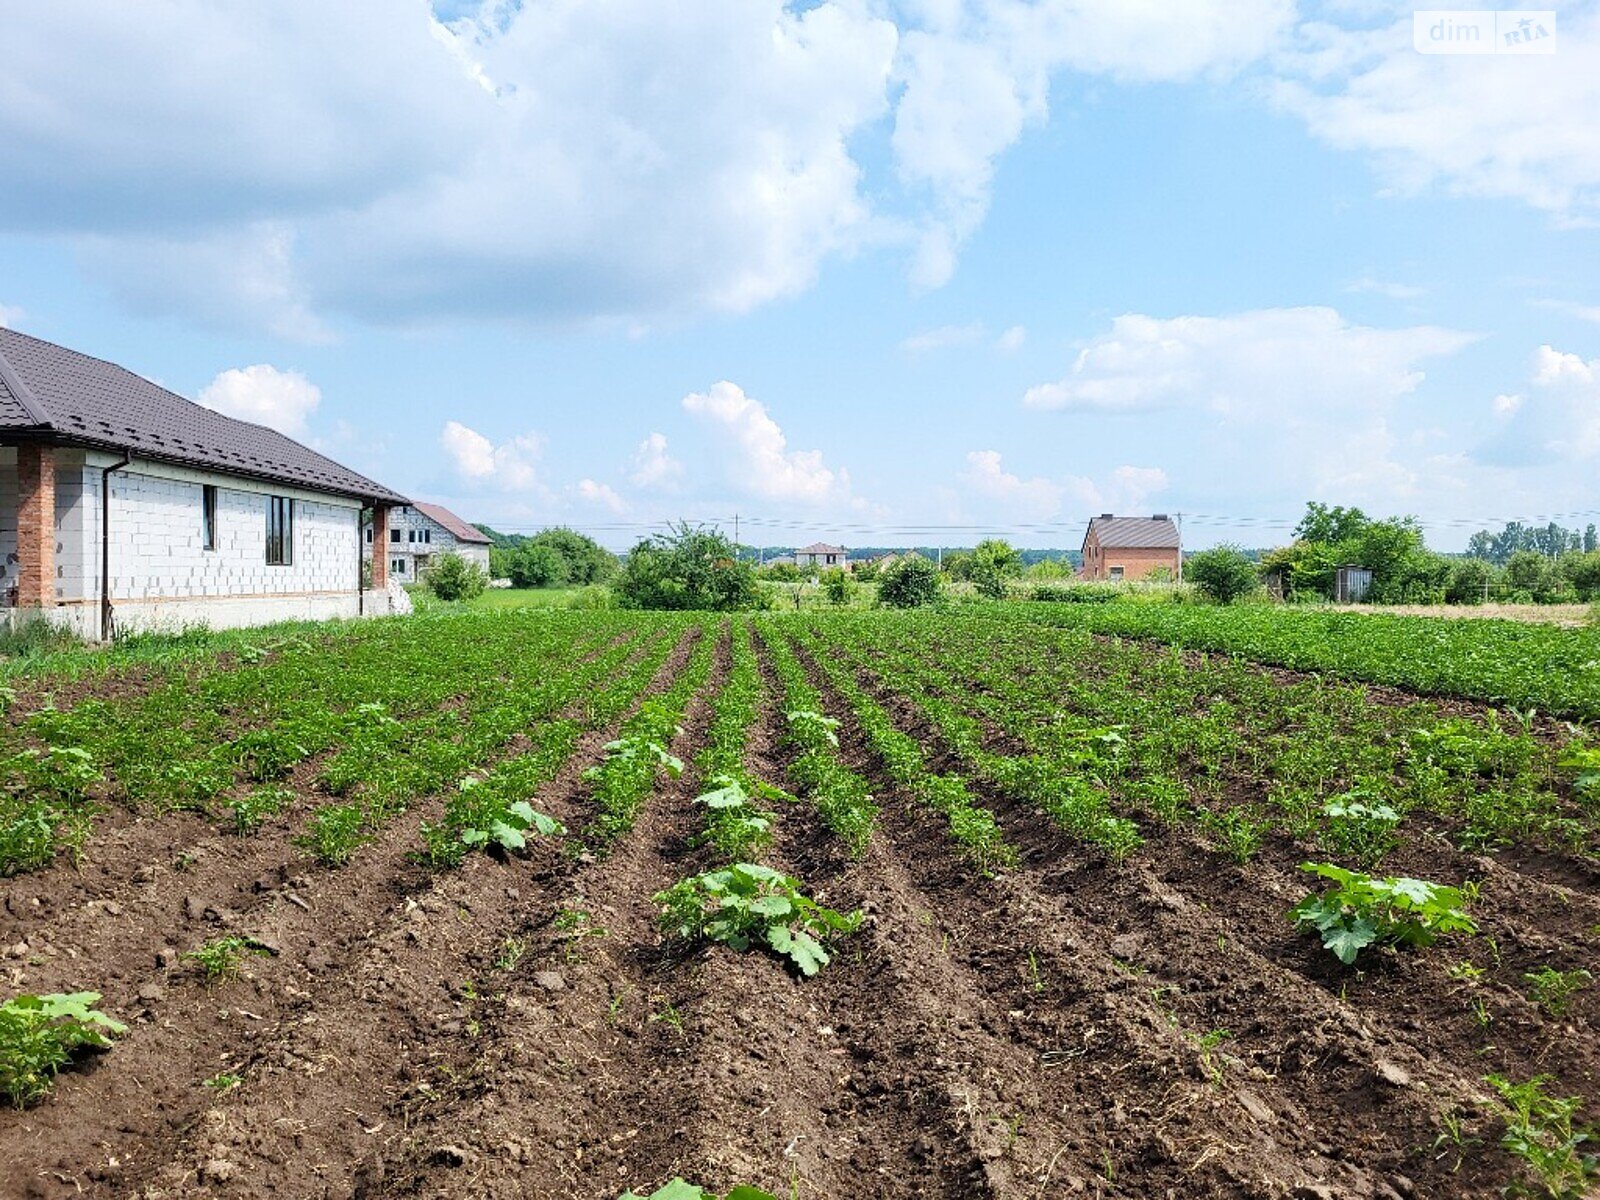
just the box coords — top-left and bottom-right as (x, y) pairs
(0, 992), (126, 1107)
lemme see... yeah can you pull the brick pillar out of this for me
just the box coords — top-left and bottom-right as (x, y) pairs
(370, 505), (389, 589)
(16, 443), (56, 609)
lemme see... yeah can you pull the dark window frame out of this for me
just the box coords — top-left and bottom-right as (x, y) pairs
(201, 484), (218, 551)
(265, 495), (294, 566)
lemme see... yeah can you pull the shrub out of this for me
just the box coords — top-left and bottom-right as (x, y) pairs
(507, 543), (567, 588)
(425, 552), (488, 602)
(878, 554), (942, 608)
(1185, 545), (1260, 605)
(821, 567), (851, 606)
(615, 523), (761, 612)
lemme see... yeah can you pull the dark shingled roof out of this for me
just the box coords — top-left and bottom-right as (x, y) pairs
(1083, 515), (1180, 551)
(412, 501), (492, 545)
(0, 328), (408, 505)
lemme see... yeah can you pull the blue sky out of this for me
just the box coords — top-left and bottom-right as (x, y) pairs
(1, 0), (1596, 550)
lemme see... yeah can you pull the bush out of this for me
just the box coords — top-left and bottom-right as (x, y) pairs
(878, 555), (942, 608)
(1185, 545), (1260, 605)
(425, 552), (488, 602)
(506, 543), (567, 588)
(615, 523), (761, 612)
(1506, 551), (1573, 604)
(821, 568), (852, 606)
(1446, 558), (1497, 604)
(1561, 550), (1600, 600)
(527, 527), (617, 585)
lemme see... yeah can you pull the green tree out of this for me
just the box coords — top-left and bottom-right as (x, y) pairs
(968, 538), (1022, 599)
(509, 543), (567, 588)
(1185, 545), (1260, 605)
(1295, 502), (1370, 545)
(425, 552), (488, 602)
(615, 523), (761, 611)
(877, 554), (942, 608)
(528, 527), (618, 585)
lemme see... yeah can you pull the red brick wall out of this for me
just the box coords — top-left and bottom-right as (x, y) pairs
(370, 506), (390, 589)
(16, 443), (56, 609)
(1081, 532), (1178, 581)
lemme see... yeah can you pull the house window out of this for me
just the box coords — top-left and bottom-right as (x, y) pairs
(365, 527), (373, 544)
(408, 529), (416, 543)
(266, 496), (294, 565)
(391, 557), (406, 575)
(424, 529), (432, 544)
(201, 485), (218, 551)
(390, 527), (401, 543)
(1109, 566), (1124, 581)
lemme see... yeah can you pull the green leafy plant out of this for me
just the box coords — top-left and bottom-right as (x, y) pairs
(1484, 1074), (1599, 1199)
(185, 936), (272, 984)
(294, 802), (370, 866)
(1290, 862), (1477, 965)
(203, 1071), (244, 1091)
(655, 863), (861, 977)
(692, 776), (776, 860)
(1320, 787), (1402, 866)
(1558, 746), (1600, 807)
(420, 776), (564, 867)
(1523, 967), (1593, 1018)
(0, 991), (127, 1107)
(619, 1181), (778, 1200)
(227, 785), (293, 835)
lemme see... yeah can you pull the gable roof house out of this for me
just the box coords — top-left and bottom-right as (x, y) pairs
(1080, 514), (1181, 582)
(367, 501), (492, 583)
(0, 328), (412, 638)
(794, 542), (847, 569)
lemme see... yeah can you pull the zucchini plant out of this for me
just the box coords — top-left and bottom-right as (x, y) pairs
(1290, 862), (1477, 964)
(0, 991), (126, 1107)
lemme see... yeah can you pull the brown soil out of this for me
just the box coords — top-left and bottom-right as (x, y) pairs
(0, 618), (1595, 1200)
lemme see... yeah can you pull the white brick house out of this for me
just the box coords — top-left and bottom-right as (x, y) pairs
(365, 501), (491, 584)
(0, 328), (412, 638)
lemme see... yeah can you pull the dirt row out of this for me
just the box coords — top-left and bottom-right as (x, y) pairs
(0, 625), (694, 1199)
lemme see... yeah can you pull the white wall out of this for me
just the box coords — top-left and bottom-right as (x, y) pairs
(365, 505), (492, 580)
(0, 447), (402, 637)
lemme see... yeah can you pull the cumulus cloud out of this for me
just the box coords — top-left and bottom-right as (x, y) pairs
(628, 432), (684, 489)
(1274, 10), (1600, 224)
(1482, 345), (1600, 465)
(198, 364), (321, 436)
(0, 1), (898, 332)
(576, 478), (627, 513)
(439, 420), (543, 490)
(958, 451), (1169, 522)
(1022, 306), (1475, 415)
(682, 380), (851, 504)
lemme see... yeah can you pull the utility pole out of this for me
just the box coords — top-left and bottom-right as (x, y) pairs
(733, 512), (740, 560)
(1176, 512), (1183, 583)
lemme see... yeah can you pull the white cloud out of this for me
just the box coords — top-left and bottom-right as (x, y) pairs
(1493, 392), (1525, 417)
(900, 322), (986, 353)
(958, 450), (1168, 521)
(628, 432), (683, 489)
(439, 420), (543, 490)
(1345, 276), (1424, 300)
(197, 364), (321, 436)
(0, 303), (23, 329)
(1023, 306), (1475, 415)
(996, 324), (1027, 352)
(1532, 299), (1600, 326)
(892, 0), (1295, 285)
(576, 478), (627, 513)
(1483, 345), (1600, 465)
(1274, 11), (1600, 224)
(682, 380), (851, 504)
(0, 1), (899, 331)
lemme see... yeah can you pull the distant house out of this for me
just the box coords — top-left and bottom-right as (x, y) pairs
(795, 542), (847, 569)
(763, 553), (797, 568)
(1080, 514), (1180, 581)
(365, 501), (491, 583)
(0, 327), (410, 638)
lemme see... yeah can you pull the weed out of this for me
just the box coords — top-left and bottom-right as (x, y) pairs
(553, 908), (608, 964)
(1484, 1074), (1599, 1198)
(492, 937), (527, 973)
(227, 786), (293, 835)
(1192, 1027), (1233, 1085)
(1201, 806), (1267, 865)
(619, 1181), (777, 1200)
(185, 936), (272, 985)
(203, 1071), (243, 1091)
(1448, 961), (1486, 983)
(1320, 787), (1402, 866)
(1523, 967), (1593, 1018)
(295, 802), (370, 866)
(0, 992), (126, 1107)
